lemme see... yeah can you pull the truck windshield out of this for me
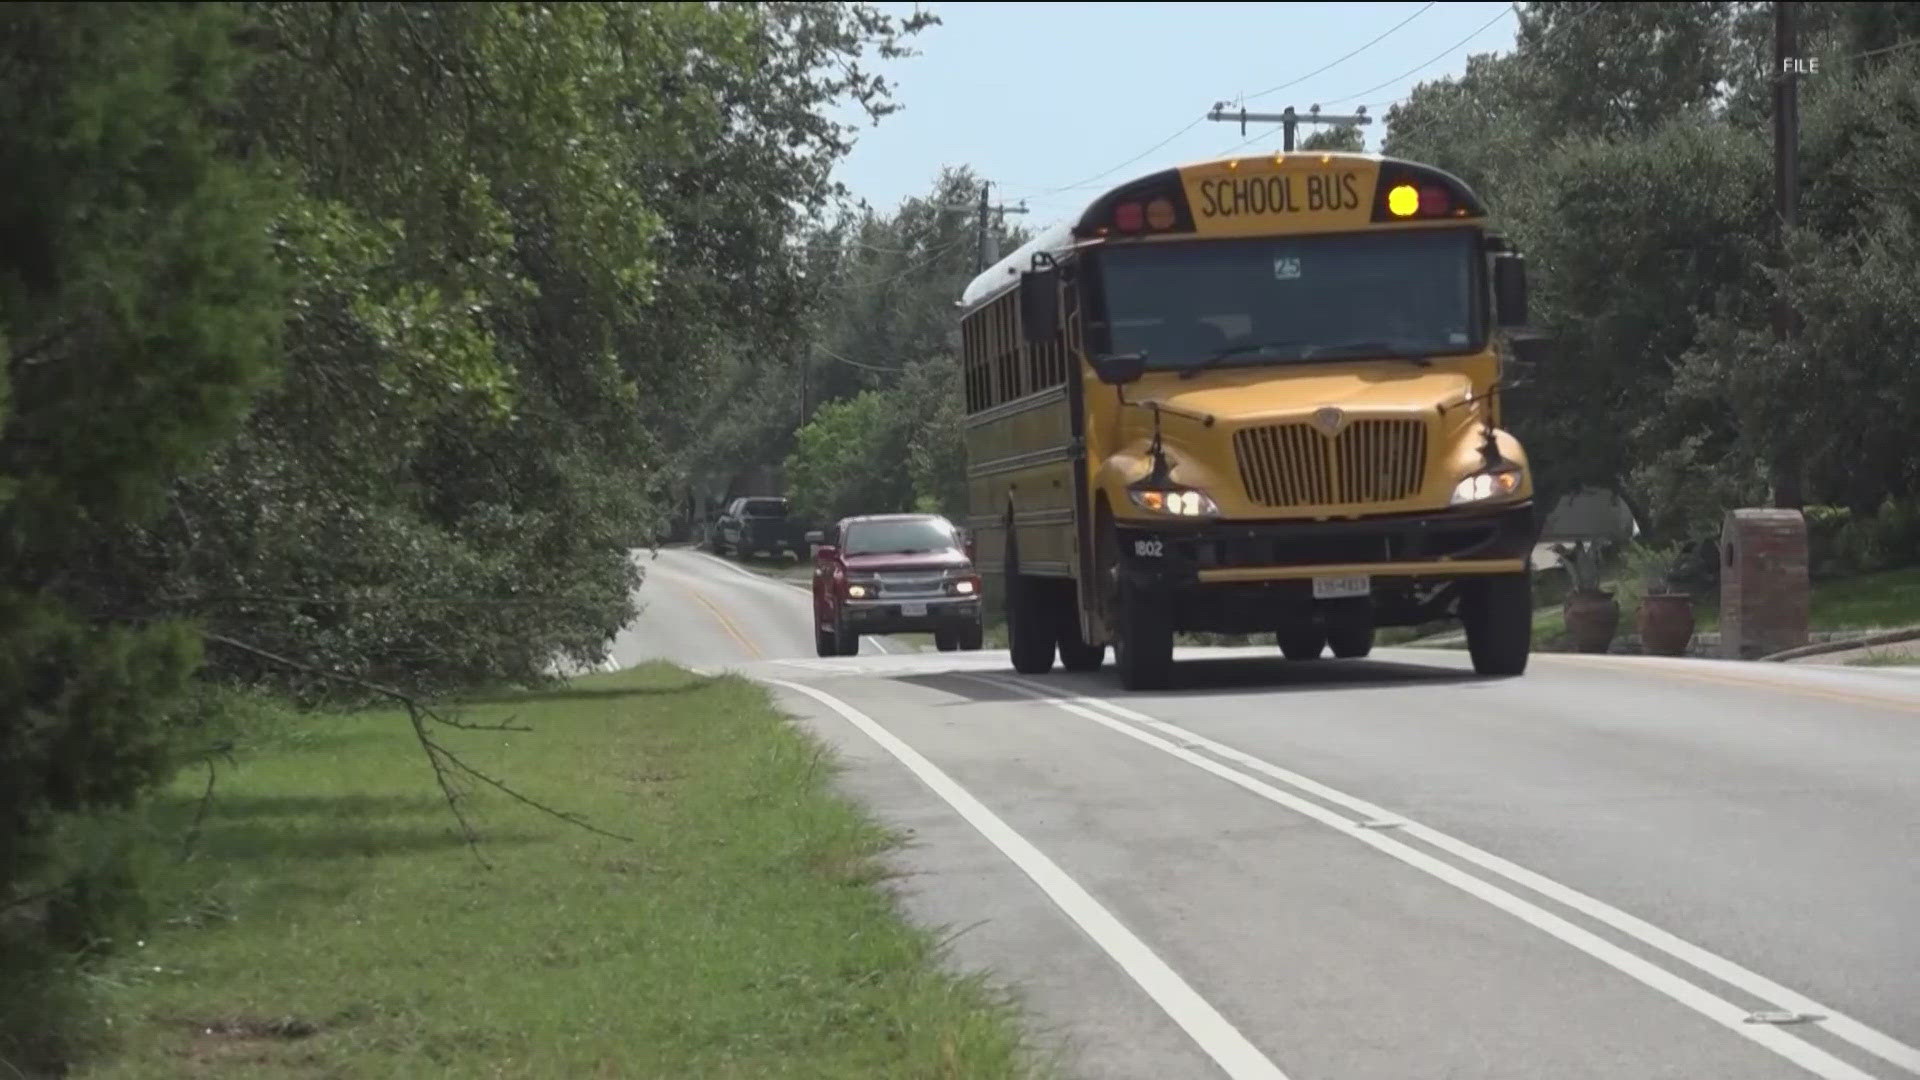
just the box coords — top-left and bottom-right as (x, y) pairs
(741, 499), (787, 518)
(1089, 228), (1480, 373)
(843, 519), (957, 556)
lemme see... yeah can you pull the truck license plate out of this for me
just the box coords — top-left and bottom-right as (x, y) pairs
(1312, 575), (1371, 600)
(900, 602), (928, 617)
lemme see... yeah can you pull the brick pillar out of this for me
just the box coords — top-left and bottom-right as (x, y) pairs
(1719, 509), (1810, 659)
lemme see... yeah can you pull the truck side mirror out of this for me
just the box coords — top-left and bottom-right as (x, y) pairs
(804, 530), (824, 545)
(1493, 252), (1528, 328)
(1019, 268), (1059, 344)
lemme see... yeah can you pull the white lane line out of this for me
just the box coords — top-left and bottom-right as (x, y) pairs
(969, 675), (1884, 1080)
(1029, 680), (1920, 1079)
(767, 678), (1292, 1080)
(684, 550), (902, 655)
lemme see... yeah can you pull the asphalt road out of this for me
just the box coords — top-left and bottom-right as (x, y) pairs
(627, 546), (1920, 1080)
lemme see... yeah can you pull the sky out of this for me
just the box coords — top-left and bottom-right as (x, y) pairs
(827, 1), (1523, 228)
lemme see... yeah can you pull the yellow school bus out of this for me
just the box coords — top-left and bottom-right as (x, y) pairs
(955, 150), (1546, 690)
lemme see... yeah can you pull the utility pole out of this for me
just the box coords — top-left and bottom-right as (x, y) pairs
(1771, 0), (1804, 508)
(1206, 102), (1372, 151)
(947, 180), (1029, 273)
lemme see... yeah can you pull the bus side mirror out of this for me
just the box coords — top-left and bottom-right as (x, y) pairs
(1507, 333), (1553, 374)
(1092, 352), (1147, 385)
(1493, 253), (1528, 328)
(1019, 268), (1059, 344)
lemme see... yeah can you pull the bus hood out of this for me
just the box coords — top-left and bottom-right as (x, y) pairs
(1134, 365), (1477, 421)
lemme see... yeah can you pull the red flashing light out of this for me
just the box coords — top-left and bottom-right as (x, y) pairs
(1113, 201), (1145, 232)
(1419, 186), (1451, 215)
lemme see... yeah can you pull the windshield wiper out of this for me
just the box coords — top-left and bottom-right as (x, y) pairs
(1301, 341), (1432, 366)
(1177, 339), (1311, 380)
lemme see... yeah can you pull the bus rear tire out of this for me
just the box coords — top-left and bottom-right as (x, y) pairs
(1327, 623), (1374, 659)
(1278, 626), (1326, 661)
(1007, 572), (1057, 675)
(1113, 585), (1173, 690)
(1463, 572), (1532, 676)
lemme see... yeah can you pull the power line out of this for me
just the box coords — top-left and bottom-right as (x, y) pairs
(1374, 1), (1606, 149)
(1320, 2), (1517, 107)
(1241, 2), (1438, 103)
(1844, 35), (1920, 62)
(1026, 116), (1210, 198)
(1009, 2), (1451, 199)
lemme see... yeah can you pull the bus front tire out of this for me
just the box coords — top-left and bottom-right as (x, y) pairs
(1056, 601), (1106, 673)
(1007, 573), (1057, 675)
(1463, 573), (1531, 676)
(833, 621), (861, 657)
(1113, 586), (1173, 690)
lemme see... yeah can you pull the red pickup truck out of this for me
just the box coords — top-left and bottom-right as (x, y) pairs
(808, 513), (985, 656)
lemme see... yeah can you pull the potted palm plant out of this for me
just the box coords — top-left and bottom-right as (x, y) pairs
(1628, 542), (1696, 657)
(1550, 539), (1619, 653)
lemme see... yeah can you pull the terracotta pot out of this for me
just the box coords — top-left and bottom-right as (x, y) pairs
(1562, 591), (1620, 654)
(1637, 592), (1696, 656)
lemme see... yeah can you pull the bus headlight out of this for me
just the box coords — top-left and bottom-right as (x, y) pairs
(1449, 468), (1525, 505)
(1129, 487), (1219, 517)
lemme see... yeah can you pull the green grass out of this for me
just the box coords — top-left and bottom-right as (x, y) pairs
(75, 664), (1048, 1080)
(1808, 567), (1920, 630)
(1499, 566), (1920, 651)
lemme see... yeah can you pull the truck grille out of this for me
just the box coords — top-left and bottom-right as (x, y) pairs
(875, 572), (947, 598)
(1233, 419), (1429, 509)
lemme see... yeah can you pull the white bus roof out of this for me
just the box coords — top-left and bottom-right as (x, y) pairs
(957, 219), (1077, 312)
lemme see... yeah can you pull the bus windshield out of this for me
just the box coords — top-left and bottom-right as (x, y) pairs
(1090, 228), (1480, 373)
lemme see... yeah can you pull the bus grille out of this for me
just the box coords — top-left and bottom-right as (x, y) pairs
(1233, 419), (1430, 508)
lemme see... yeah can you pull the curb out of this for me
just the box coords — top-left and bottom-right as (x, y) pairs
(1759, 625), (1920, 662)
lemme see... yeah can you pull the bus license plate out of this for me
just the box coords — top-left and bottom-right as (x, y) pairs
(1312, 575), (1370, 600)
(900, 602), (928, 617)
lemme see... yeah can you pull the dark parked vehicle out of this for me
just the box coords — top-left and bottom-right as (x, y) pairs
(715, 496), (811, 560)
(809, 513), (984, 656)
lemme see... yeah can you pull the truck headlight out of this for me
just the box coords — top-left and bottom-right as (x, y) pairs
(1128, 487), (1219, 517)
(1449, 468), (1525, 505)
(846, 582), (873, 599)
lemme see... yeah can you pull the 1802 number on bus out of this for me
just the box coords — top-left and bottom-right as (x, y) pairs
(1133, 539), (1164, 558)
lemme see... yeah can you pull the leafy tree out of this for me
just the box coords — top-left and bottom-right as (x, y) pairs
(1300, 125), (1366, 152)
(785, 390), (918, 522)
(0, 2), (288, 1067)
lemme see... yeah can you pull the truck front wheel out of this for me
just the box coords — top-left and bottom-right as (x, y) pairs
(1462, 572), (1532, 676)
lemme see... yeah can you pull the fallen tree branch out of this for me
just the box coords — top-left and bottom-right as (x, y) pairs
(202, 633), (630, 865)
(201, 633), (531, 731)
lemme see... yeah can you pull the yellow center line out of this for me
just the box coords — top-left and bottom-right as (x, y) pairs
(1541, 653), (1920, 715)
(682, 583), (764, 661)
